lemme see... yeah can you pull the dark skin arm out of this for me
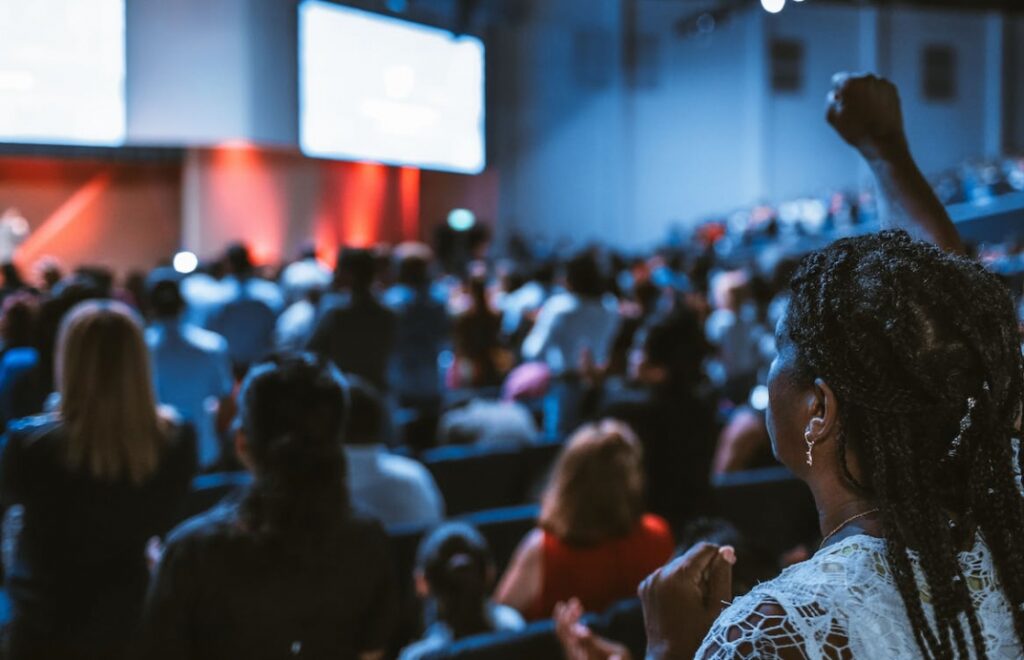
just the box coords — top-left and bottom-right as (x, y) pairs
(826, 72), (964, 253)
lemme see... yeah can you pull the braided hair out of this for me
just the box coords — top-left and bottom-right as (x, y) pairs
(785, 230), (1024, 659)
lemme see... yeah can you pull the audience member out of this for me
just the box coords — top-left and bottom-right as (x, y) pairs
(344, 376), (445, 527)
(449, 270), (508, 389)
(710, 407), (774, 475)
(399, 523), (525, 660)
(274, 281), (325, 352)
(596, 306), (716, 532)
(279, 244), (332, 305)
(0, 301), (197, 660)
(0, 293), (41, 430)
(144, 270), (235, 470)
(704, 270), (768, 404)
(498, 260), (556, 345)
(204, 243), (279, 375)
(384, 243), (451, 409)
(494, 420), (673, 620)
(522, 252), (619, 375)
(437, 398), (539, 448)
(308, 248), (396, 391)
(139, 353), (397, 660)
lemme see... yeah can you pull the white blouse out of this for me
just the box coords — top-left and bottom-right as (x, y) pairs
(697, 533), (1020, 659)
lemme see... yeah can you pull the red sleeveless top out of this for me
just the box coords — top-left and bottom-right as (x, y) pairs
(527, 514), (674, 620)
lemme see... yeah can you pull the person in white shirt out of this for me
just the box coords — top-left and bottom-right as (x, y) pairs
(521, 252), (619, 374)
(344, 376), (445, 527)
(279, 245), (331, 306)
(145, 269), (235, 470)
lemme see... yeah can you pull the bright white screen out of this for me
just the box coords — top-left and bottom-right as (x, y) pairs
(300, 1), (485, 174)
(0, 0), (125, 146)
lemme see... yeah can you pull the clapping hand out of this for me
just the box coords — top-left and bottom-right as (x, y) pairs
(639, 542), (736, 660)
(554, 598), (633, 660)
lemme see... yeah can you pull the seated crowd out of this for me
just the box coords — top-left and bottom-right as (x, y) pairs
(0, 73), (1020, 660)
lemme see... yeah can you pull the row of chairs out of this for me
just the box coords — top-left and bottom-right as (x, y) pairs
(183, 439), (564, 523)
(421, 597), (645, 660)
(179, 458), (816, 656)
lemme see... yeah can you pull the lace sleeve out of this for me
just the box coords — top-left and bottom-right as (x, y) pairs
(694, 533), (1020, 659)
(696, 595), (822, 660)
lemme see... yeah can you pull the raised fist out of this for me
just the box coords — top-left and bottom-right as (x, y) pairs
(826, 73), (906, 158)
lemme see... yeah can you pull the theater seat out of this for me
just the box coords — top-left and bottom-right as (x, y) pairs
(420, 619), (562, 660)
(418, 598), (644, 660)
(458, 504), (539, 571)
(420, 445), (529, 516)
(711, 466), (818, 555)
(420, 440), (562, 516)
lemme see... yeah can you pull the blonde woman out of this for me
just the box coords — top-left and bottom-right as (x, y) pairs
(0, 300), (196, 660)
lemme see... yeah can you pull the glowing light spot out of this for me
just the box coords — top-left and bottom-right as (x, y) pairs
(750, 385), (770, 411)
(173, 251), (198, 274)
(447, 208), (475, 232)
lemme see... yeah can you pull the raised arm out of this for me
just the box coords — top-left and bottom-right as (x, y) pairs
(826, 73), (964, 253)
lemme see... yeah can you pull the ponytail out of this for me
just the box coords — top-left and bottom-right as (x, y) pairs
(417, 523), (496, 640)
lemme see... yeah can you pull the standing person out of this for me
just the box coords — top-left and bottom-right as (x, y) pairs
(145, 270), (235, 471)
(0, 292), (42, 431)
(205, 243), (279, 376)
(0, 301), (197, 660)
(307, 248), (396, 392)
(383, 243), (450, 410)
(522, 252), (619, 375)
(635, 75), (1024, 660)
(494, 420), (673, 620)
(450, 271), (508, 389)
(597, 306), (716, 533)
(138, 353), (398, 660)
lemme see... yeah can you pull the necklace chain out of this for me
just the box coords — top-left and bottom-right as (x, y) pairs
(820, 508), (880, 549)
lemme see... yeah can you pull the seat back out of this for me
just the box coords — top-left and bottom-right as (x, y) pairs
(419, 598), (644, 660)
(421, 440), (562, 516)
(421, 445), (528, 516)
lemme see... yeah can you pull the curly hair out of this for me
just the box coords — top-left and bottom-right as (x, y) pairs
(785, 230), (1024, 659)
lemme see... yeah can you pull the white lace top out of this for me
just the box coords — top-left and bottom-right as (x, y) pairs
(696, 534), (1020, 659)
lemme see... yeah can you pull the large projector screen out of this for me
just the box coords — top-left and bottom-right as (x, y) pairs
(299, 0), (485, 174)
(0, 0), (125, 146)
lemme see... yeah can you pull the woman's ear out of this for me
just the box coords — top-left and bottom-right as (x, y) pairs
(808, 377), (840, 443)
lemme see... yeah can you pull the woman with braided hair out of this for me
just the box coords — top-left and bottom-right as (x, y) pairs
(622, 73), (1024, 660)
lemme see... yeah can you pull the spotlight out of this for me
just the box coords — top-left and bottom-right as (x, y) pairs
(761, 0), (786, 13)
(173, 251), (198, 274)
(447, 208), (476, 232)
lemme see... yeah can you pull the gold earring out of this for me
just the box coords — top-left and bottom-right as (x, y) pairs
(805, 431), (816, 467)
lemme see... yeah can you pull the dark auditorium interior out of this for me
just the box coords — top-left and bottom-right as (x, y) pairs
(0, 0), (1022, 658)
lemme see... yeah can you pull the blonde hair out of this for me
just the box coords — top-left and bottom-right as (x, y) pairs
(539, 420), (645, 547)
(56, 300), (166, 484)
